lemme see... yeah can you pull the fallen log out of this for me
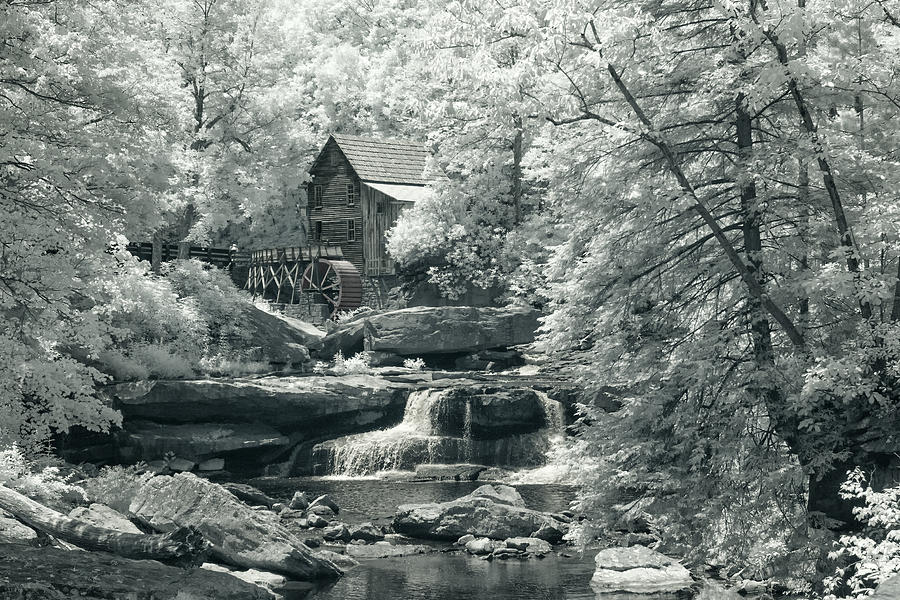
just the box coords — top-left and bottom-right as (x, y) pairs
(0, 484), (208, 562)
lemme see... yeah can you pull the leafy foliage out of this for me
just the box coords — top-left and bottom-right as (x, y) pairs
(824, 469), (900, 598)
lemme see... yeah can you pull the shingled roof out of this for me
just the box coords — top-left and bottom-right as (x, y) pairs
(329, 134), (430, 185)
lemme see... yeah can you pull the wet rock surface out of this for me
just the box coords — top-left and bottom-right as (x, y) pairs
(126, 473), (342, 580)
(393, 484), (565, 541)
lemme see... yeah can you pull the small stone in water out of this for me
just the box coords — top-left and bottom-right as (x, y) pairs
(350, 523), (384, 543)
(307, 504), (336, 518)
(289, 491), (309, 510)
(309, 494), (340, 514)
(307, 514), (328, 528)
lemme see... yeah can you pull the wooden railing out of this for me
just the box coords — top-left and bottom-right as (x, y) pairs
(126, 242), (249, 268)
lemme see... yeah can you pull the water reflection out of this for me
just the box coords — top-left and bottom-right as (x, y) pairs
(310, 553), (597, 600)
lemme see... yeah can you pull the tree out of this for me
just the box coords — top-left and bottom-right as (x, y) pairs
(0, 0), (181, 449)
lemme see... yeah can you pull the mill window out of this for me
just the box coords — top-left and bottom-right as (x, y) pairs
(313, 185), (323, 209)
(347, 183), (357, 205)
(347, 220), (356, 242)
(314, 221), (322, 241)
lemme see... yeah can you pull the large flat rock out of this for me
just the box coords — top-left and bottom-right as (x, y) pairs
(0, 543), (274, 599)
(393, 484), (561, 541)
(111, 375), (410, 435)
(124, 421), (290, 461)
(591, 546), (694, 595)
(363, 306), (540, 356)
(126, 473), (342, 580)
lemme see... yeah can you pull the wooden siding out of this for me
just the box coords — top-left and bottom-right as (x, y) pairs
(308, 140), (365, 273)
(361, 184), (410, 276)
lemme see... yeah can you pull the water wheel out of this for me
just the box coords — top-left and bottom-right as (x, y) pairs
(300, 258), (363, 317)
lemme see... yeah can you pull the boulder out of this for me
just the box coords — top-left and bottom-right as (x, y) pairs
(873, 574), (900, 600)
(345, 542), (431, 559)
(394, 485), (559, 541)
(319, 320), (366, 359)
(465, 537), (503, 555)
(456, 534), (475, 546)
(322, 523), (350, 542)
(289, 491), (309, 510)
(591, 546), (694, 594)
(68, 503), (142, 535)
(309, 494), (340, 514)
(126, 473), (341, 580)
(112, 375), (409, 437)
(505, 536), (551, 556)
(308, 504), (336, 518)
(0, 543), (273, 599)
(238, 304), (319, 368)
(222, 483), (277, 509)
(531, 522), (566, 544)
(363, 306), (540, 356)
(349, 522), (384, 543)
(307, 514), (329, 528)
(491, 547), (524, 559)
(469, 484), (525, 507)
(0, 512), (38, 544)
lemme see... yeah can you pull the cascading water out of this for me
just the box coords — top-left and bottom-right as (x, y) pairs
(316, 386), (567, 477)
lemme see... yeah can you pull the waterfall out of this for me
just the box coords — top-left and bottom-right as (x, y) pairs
(316, 387), (568, 477)
(535, 390), (565, 434)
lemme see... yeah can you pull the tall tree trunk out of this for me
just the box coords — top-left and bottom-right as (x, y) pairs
(736, 95), (792, 443)
(511, 114), (523, 225)
(798, 162), (810, 334)
(177, 203), (196, 260)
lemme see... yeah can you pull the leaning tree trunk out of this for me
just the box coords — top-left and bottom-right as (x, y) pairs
(0, 485), (207, 562)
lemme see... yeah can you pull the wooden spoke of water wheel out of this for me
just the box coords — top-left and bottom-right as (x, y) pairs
(300, 258), (362, 317)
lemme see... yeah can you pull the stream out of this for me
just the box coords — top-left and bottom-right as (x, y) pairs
(252, 476), (599, 600)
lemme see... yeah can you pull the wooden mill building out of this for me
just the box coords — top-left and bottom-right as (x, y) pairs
(307, 134), (431, 277)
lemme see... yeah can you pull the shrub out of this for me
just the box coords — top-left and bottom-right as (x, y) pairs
(403, 357), (426, 370)
(824, 469), (900, 599)
(80, 464), (156, 514)
(332, 351), (373, 375)
(0, 445), (86, 510)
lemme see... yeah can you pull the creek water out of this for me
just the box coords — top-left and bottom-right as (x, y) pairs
(253, 476), (599, 600)
(251, 477), (746, 600)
